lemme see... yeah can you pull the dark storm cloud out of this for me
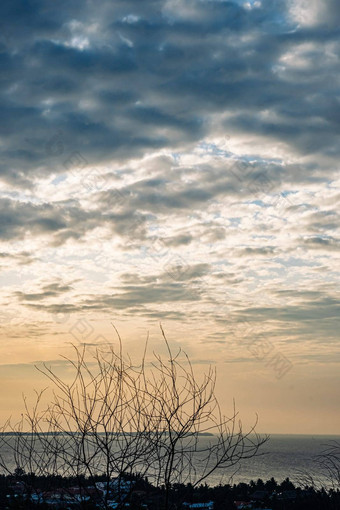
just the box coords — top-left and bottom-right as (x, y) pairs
(14, 281), (73, 302)
(0, 198), (97, 244)
(82, 282), (200, 310)
(304, 211), (340, 234)
(11, 263), (209, 316)
(212, 289), (340, 349)
(82, 264), (208, 310)
(319, 0), (340, 27)
(0, 251), (36, 265)
(302, 236), (340, 251)
(1, 0), (339, 189)
(239, 297), (340, 322)
(98, 159), (288, 217)
(0, 197), (149, 245)
(22, 303), (79, 317)
(237, 246), (277, 256)
(120, 263), (210, 285)
(162, 234), (194, 247)
(21, 282), (201, 314)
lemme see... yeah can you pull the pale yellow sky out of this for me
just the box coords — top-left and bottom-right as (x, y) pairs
(1, 321), (339, 434)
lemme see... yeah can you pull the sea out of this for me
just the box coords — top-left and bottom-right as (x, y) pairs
(0, 433), (339, 488)
(205, 434), (340, 488)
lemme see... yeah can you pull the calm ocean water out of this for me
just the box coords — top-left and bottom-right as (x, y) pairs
(1, 434), (339, 488)
(213, 434), (340, 488)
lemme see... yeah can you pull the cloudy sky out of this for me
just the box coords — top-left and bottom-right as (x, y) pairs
(0, 0), (339, 434)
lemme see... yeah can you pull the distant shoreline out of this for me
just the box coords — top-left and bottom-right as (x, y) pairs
(2, 431), (339, 437)
(0, 431), (216, 437)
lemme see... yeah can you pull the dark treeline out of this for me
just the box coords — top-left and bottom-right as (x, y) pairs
(1, 470), (339, 510)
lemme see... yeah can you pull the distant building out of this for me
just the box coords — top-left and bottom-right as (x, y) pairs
(234, 502), (252, 510)
(250, 490), (269, 501)
(183, 502), (214, 510)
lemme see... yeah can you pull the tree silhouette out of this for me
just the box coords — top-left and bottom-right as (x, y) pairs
(0, 326), (267, 509)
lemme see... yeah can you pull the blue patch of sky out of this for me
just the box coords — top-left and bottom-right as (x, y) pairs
(51, 175), (67, 185)
(171, 152), (181, 164)
(248, 199), (268, 207)
(273, 257), (322, 268)
(198, 141), (231, 158)
(281, 190), (298, 198)
(229, 217), (242, 226)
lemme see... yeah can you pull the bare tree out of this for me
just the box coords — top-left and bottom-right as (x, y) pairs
(138, 326), (267, 509)
(319, 441), (340, 490)
(0, 327), (267, 509)
(295, 440), (340, 494)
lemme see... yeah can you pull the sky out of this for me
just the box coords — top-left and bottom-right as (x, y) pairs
(0, 0), (339, 434)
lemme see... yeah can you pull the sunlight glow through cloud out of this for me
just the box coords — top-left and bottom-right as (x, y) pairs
(0, 0), (339, 434)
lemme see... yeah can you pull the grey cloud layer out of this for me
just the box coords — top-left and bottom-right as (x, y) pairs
(0, 0), (339, 353)
(1, 0), (340, 188)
